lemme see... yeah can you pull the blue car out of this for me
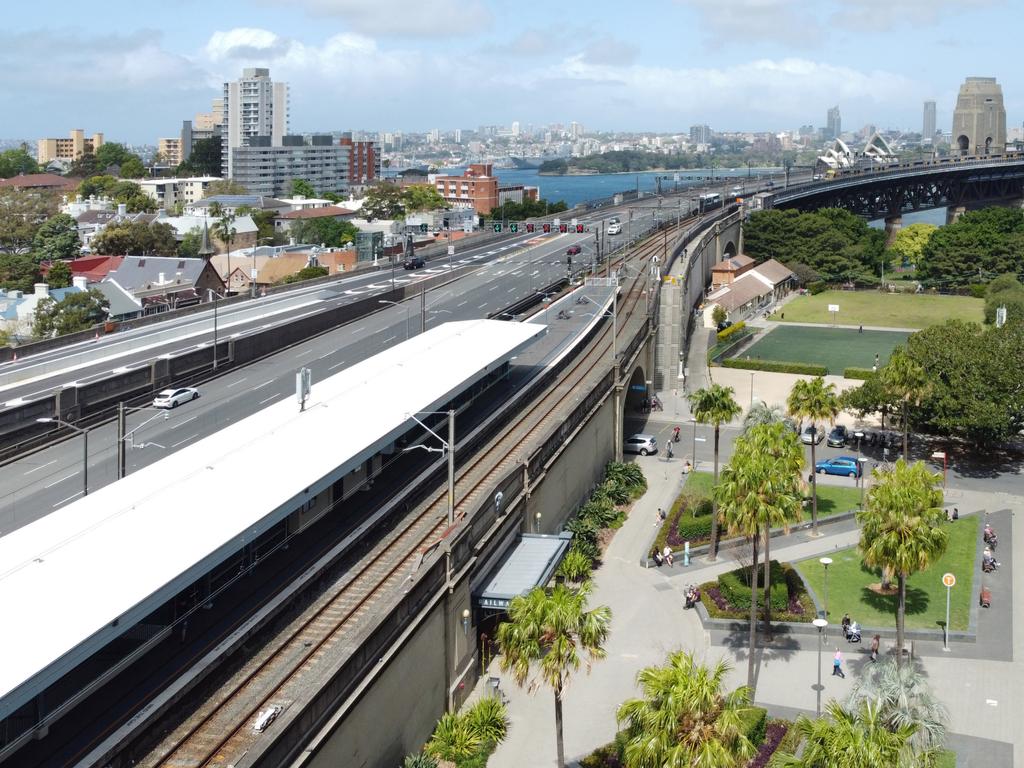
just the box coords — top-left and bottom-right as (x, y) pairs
(815, 456), (862, 478)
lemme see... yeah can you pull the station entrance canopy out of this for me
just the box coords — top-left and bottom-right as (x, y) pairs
(477, 532), (572, 611)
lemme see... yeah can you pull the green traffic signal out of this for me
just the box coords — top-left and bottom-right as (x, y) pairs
(510, 223), (519, 233)
(493, 223), (502, 232)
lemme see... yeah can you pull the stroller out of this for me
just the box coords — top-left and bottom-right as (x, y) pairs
(844, 621), (862, 643)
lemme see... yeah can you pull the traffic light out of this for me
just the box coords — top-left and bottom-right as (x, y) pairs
(558, 224), (568, 233)
(419, 223), (428, 234)
(442, 217), (450, 229)
(509, 223), (519, 233)
(526, 223), (535, 233)
(493, 223), (502, 233)
(542, 223), (551, 233)
(566, 254), (572, 266)
(575, 224), (584, 233)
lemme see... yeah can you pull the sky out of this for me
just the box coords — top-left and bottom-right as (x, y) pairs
(2, 0), (1022, 144)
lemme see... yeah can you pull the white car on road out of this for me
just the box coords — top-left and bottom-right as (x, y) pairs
(153, 387), (200, 409)
(607, 222), (622, 235)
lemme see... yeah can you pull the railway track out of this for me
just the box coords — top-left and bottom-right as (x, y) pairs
(135, 225), (674, 768)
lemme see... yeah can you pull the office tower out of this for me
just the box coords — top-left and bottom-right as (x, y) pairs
(826, 106), (841, 140)
(923, 100), (937, 143)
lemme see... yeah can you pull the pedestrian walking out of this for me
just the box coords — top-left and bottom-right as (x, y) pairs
(832, 648), (845, 678)
(870, 635), (880, 662)
(858, 325), (863, 334)
(875, 353), (880, 367)
(666, 442), (674, 460)
(663, 545), (674, 567)
(780, 312), (784, 320)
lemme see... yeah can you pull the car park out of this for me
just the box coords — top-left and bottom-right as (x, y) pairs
(815, 456), (862, 478)
(800, 425), (825, 445)
(403, 256), (425, 269)
(827, 425), (849, 447)
(153, 387), (200, 409)
(623, 434), (657, 456)
(566, 244), (582, 256)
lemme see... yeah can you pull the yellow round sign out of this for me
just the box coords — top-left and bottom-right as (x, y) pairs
(942, 573), (956, 588)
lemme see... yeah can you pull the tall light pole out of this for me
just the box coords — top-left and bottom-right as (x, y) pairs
(812, 618), (828, 717)
(208, 289), (219, 370)
(405, 410), (456, 527)
(36, 418), (88, 498)
(819, 557), (833, 619)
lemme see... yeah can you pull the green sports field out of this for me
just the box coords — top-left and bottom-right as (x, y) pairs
(732, 325), (911, 375)
(773, 290), (983, 329)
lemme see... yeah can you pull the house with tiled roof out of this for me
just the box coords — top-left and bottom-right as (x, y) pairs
(104, 256), (224, 312)
(703, 258), (796, 327)
(69, 255), (124, 281)
(0, 173), (79, 192)
(274, 205), (358, 235)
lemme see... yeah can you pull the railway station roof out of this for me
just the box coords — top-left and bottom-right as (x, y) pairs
(477, 532), (572, 610)
(0, 319), (545, 715)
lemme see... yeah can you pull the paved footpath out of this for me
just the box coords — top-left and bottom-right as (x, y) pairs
(484, 455), (1023, 768)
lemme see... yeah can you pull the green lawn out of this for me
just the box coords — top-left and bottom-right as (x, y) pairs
(681, 471), (860, 523)
(795, 515), (978, 631)
(735, 325), (910, 375)
(773, 290), (983, 329)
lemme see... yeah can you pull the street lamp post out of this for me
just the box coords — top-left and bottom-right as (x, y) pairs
(691, 417), (698, 470)
(208, 289), (219, 370)
(858, 457), (869, 508)
(36, 418), (89, 498)
(819, 557), (833, 619)
(812, 617), (828, 717)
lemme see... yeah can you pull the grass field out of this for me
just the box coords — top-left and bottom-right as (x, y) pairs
(682, 471), (861, 523)
(773, 290), (983, 329)
(795, 515), (978, 631)
(734, 325), (910, 374)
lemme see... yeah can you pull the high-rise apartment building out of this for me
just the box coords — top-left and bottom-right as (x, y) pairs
(37, 129), (104, 164)
(511, 121), (520, 137)
(689, 124), (711, 144)
(338, 132), (381, 187)
(221, 68), (289, 178)
(230, 135), (347, 197)
(952, 77), (1006, 154)
(826, 106), (842, 140)
(158, 137), (183, 166)
(923, 100), (937, 143)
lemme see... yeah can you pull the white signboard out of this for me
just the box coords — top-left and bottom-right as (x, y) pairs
(447, 245), (455, 256)
(827, 304), (839, 313)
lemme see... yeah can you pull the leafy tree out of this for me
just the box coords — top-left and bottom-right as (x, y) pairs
(741, 401), (794, 434)
(289, 217), (358, 248)
(617, 651), (756, 768)
(888, 222), (937, 267)
(279, 265), (329, 284)
(91, 221), (178, 256)
(178, 227), (202, 259)
(497, 582), (612, 768)
(0, 188), (57, 253)
(879, 346), (930, 459)
(118, 156), (145, 179)
(45, 260), (73, 288)
(712, 304), (727, 326)
(323, 191), (344, 204)
(839, 372), (899, 430)
(424, 712), (480, 762)
(0, 253), (41, 292)
(846, 658), (949, 753)
(688, 384), (743, 559)
(0, 147), (39, 178)
(361, 182), (406, 221)
(556, 547), (593, 584)
(402, 183), (446, 213)
(33, 214), (81, 262)
(77, 174), (118, 199)
(917, 206), (1024, 286)
(76, 176), (154, 212)
(786, 376), (839, 534)
(66, 152), (99, 178)
(983, 273), (1024, 325)
(175, 137), (222, 177)
(33, 288), (109, 338)
(857, 459), (947, 663)
(290, 178), (316, 198)
(774, 700), (920, 767)
(94, 142), (136, 171)
(491, 197), (569, 220)
(205, 179), (248, 196)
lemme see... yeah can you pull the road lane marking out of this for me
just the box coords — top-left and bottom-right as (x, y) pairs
(258, 394), (278, 405)
(45, 472), (78, 489)
(328, 360), (347, 371)
(489, 285), (498, 291)
(172, 415), (198, 430)
(171, 433), (199, 448)
(457, 300), (468, 307)
(253, 379), (274, 390)
(477, 303), (488, 309)
(352, 326), (366, 334)
(295, 349), (312, 358)
(226, 377), (248, 388)
(25, 459), (58, 476)
(53, 491), (84, 508)
(384, 336), (396, 344)
(318, 352), (332, 359)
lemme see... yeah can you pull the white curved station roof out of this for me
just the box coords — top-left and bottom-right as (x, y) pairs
(0, 319), (545, 715)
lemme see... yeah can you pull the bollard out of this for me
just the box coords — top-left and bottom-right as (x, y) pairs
(684, 541), (690, 567)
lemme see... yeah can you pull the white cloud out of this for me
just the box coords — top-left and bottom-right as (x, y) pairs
(264, 0), (491, 37)
(205, 27), (295, 62)
(676, 0), (821, 47)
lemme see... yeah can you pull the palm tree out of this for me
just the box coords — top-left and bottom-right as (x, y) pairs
(496, 582), (612, 768)
(846, 658), (949, 753)
(856, 459), (948, 664)
(617, 651), (756, 768)
(688, 383), (742, 560)
(774, 699), (920, 768)
(212, 211), (237, 294)
(741, 400), (794, 434)
(880, 346), (930, 460)
(786, 376), (839, 535)
(713, 423), (802, 691)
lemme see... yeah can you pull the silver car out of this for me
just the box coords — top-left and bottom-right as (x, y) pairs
(623, 434), (658, 456)
(800, 424), (825, 445)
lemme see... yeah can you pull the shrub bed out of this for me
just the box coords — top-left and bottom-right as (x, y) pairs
(566, 462), (648, 574)
(748, 720), (791, 768)
(721, 358), (828, 376)
(719, 562), (789, 612)
(716, 320), (747, 342)
(843, 366), (874, 380)
(700, 561), (815, 623)
(707, 326), (756, 363)
(653, 488), (713, 554)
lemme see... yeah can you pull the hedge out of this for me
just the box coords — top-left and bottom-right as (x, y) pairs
(740, 707), (769, 746)
(719, 562), (789, 612)
(720, 358), (828, 376)
(808, 281), (827, 295)
(716, 320), (746, 342)
(707, 327), (755, 363)
(843, 367), (874, 380)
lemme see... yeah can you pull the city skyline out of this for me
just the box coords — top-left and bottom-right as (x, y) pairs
(2, 0), (1023, 143)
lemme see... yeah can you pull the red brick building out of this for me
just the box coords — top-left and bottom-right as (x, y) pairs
(338, 132), (380, 186)
(432, 163), (499, 215)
